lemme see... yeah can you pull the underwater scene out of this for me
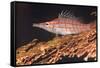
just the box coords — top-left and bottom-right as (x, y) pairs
(15, 2), (97, 66)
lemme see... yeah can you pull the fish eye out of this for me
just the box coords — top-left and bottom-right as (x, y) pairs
(46, 23), (49, 25)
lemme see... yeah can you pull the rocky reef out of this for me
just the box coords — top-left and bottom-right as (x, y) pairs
(16, 27), (97, 66)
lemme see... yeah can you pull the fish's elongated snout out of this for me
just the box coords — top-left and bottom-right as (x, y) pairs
(32, 23), (45, 29)
(32, 23), (39, 27)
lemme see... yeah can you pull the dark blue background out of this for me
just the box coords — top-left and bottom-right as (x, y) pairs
(15, 2), (97, 48)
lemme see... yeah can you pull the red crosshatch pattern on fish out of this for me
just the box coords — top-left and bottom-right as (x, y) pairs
(33, 10), (96, 35)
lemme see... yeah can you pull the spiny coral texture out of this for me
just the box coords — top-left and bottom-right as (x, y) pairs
(16, 27), (96, 66)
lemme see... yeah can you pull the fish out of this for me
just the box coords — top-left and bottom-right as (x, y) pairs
(33, 10), (96, 35)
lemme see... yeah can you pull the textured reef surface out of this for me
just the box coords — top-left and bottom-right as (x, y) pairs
(16, 26), (96, 66)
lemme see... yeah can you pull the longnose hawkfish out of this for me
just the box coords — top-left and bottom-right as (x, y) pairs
(33, 10), (96, 35)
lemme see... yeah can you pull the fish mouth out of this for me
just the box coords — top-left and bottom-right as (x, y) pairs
(32, 23), (41, 27)
(32, 23), (45, 29)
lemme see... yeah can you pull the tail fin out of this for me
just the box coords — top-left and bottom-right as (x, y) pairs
(90, 22), (96, 29)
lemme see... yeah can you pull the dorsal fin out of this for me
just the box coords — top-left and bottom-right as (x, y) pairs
(58, 9), (75, 19)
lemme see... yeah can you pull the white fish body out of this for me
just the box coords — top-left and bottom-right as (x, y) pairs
(33, 10), (95, 35)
